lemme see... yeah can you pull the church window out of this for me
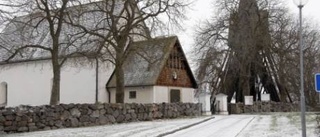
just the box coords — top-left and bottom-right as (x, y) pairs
(129, 91), (136, 99)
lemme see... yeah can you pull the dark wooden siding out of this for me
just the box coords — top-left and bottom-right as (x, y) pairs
(156, 43), (193, 88)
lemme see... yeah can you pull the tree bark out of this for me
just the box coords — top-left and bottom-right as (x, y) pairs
(50, 64), (61, 105)
(115, 65), (124, 103)
(49, 36), (61, 105)
(115, 46), (125, 103)
(50, 48), (61, 105)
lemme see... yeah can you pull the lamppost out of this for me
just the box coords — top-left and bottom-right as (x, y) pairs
(293, 0), (308, 137)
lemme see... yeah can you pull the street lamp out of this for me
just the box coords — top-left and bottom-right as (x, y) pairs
(293, 0), (308, 137)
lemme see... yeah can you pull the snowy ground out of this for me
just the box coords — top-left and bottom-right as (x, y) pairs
(238, 113), (320, 137)
(168, 113), (320, 137)
(0, 116), (212, 137)
(166, 115), (255, 137)
(1, 113), (319, 137)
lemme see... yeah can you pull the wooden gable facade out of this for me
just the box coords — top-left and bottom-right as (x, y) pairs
(107, 36), (197, 103)
(156, 41), (197, 88)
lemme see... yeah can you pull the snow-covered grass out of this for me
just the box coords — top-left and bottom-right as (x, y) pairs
(166, 113), (320, 137)
(166, 115), (256, 137)
(238, 112), (320, 137)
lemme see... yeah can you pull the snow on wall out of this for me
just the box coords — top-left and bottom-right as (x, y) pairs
(0, 57), (113, 107)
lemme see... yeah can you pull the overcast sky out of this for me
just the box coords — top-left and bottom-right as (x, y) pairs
(178, 0), (320, 62)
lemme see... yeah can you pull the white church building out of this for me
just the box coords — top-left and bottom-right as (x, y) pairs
(0, 36), (197, 107)
(0, 56), (112, 107)
(107, 36), (198, 104)
(0, 2), (197, 107)
(0, 2), (198, 107)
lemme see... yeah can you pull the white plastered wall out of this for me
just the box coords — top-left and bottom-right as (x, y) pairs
(180, 87), (195, 103)
(102, 85), (195, 103)
(152, 86), (195, 103)
(109, 86), (154, 103)
(153, 86), (169, 103)
(0, 57), (113, 107)
(97, 62), (114, 103)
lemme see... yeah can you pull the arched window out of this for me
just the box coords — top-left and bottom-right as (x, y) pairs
(0, 82), (7, 106)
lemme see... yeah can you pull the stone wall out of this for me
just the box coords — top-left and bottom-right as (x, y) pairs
(229, 101), (299, 114)
(0, 103), (201, 133)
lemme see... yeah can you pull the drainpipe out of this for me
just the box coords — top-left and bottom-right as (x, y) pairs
(95, 57), (99, 103)
(106, 87), (111, 103)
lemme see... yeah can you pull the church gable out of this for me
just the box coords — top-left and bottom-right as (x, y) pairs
(107, 36), (197, 89)
(156, 42), (197, 88)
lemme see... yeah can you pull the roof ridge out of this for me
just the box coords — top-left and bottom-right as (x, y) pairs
(8, 1), (106, 20)
(132, 35), (177, 43)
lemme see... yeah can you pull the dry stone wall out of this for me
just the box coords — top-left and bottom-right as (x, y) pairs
(229, 101), (299, 114)
(0, 103), (201, 133)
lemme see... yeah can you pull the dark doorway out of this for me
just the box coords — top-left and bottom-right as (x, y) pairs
(170, 89), (180, 103)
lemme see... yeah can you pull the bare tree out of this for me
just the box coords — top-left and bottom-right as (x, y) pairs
(0, 0), (189, 104)
(193, 0), (320, 105)
(0, 0), (102, 105)
(66, 0), (189, 103)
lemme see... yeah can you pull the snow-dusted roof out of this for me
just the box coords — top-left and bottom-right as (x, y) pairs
(216, 93), (227, 97)
(107, 36), (197, 88)
(0, 1), (123, 61)
(107, 36), (176, 87)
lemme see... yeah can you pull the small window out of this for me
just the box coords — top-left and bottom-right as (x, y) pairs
(129, 91), (136, 99)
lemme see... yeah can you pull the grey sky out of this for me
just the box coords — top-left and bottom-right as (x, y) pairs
(176, 0), (213, 55)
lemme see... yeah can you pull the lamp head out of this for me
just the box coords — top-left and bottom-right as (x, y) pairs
(293, 0), (309, 6)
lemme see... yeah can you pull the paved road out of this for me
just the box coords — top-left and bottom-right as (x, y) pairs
(165, 115), (256, 137)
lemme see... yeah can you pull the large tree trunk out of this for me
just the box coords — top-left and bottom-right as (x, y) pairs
(115, 48), (125, 103)
(50, 38), (61, 105)
(50, 65), (61, 105)
(115, 65), (125, 103)
(50, 54), (61, 105)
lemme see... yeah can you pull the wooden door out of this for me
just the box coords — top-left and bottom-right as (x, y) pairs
(170, 89), (180, 103)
